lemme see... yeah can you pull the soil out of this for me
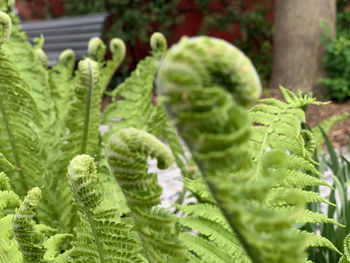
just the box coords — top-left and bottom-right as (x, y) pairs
(264, 88), (350, 149)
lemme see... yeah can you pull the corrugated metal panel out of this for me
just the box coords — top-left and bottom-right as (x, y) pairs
(20, 13), (107, 65)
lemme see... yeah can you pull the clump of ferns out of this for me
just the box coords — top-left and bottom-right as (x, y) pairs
(0, 3), (349, 263)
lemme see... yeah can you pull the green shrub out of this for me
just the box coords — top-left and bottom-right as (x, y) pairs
(0, 3), (349, 263)
(321, 8), (350, 101)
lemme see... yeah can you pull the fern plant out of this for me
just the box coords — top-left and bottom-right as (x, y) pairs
(1, 2), (350, 262)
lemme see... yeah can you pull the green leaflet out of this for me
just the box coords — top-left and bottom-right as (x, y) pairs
(107, 128), (186, 262)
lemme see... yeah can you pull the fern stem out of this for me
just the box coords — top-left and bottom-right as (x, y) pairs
(84, 209), (105, 263)
(81, 59), (94, 154)
(0, 99), (27, 192)
(254, 110), (283, 179)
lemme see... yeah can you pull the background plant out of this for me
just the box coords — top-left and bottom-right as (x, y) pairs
(320, 2), (350, 101)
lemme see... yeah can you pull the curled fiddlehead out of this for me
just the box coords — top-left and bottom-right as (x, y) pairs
(0, 11), (11, 44)
(110, 38), (126, 64)
(59, 49), (76, 70)
(150, 32), (167, 58)
(156, 37), (310, 262)
(13, 187), (46, 263)
(99, 37), (126, 91)
(67, 155), (143, 263)
(107, 128), (174, 208)
(88, 37), (107, 62)
(107, 128), (186, 262)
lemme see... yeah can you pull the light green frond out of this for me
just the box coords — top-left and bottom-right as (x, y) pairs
(67, 155), (144, 263)
(150, 32), (167, 58)
(65, 58), (101, 156)
(179, 232), (234, 263)
(0, 11), (11, 43)
(339, 233), (350, 262)
(3, 14), (55, 126)
(0, 171), (11, 190)
(0, 172), (22, 263)
(0, 31), (47, 197)
(183, 178), (215, 203)
(266, 187), (335, 207)
(178, 216), (242, 253)
(13, 187), (46, 263)
(157, 36), (309, 263)
(88, 37), (107, 62)
(0, 153), (14, 174)
(175, 203), (231, 231)
(0, 215), (22, 263)
(275, 207), (343, 226)
(300, 230), (342, 254)
(67, 154), (102, 210)
(278, 170), (331, 188)
(49, 48), (75, 121)
(107, 128), (186, 262)
(43, 234), (72, 261)
(98, 38), (125, 91)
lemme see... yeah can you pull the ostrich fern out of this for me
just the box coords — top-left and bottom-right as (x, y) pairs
(0, 3), (349, 263)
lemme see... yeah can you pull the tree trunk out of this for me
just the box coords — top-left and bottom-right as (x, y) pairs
(270, 0), (336, 96)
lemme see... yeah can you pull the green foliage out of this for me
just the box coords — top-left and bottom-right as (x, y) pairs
(321, 7), (350, 100)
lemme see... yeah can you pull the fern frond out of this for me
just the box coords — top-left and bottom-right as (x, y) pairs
(49, 49), (75, 121)
(100, 38), (126, 91)
(102, 32), (193, 183)
(0, 171), (21, 262)
(13, 187), (46, 263)
(300, 230), (342, 254)
(157, 36), (310, 262)
(0, 14), (46, 197)
(179, 232), (237, 263)
(183, 178), (215, 203)
(67, 155), (143, 263)
(266, 187), (335, 207)
(0, 11), (11, 43)
(339, 233), (350, 262)
(3, 12), (55, 126)
(107, 128), (186, 262)
(0, 153), (14, 173)
(64, 58), (101, 156)
(88, 37), (107, 62)
(274, 207), (344, 226)
(178, 216), (242, 253)
(175, 203), (231, 231)
(43, 233), (72, 261)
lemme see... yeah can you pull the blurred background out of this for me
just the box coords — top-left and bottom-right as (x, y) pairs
(16, 0), (273, 83)
(13, 0), (350, 147)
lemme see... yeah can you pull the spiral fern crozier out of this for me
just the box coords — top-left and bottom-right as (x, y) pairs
(156, 37), (310, 262)
(107, 128), (186, 262)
